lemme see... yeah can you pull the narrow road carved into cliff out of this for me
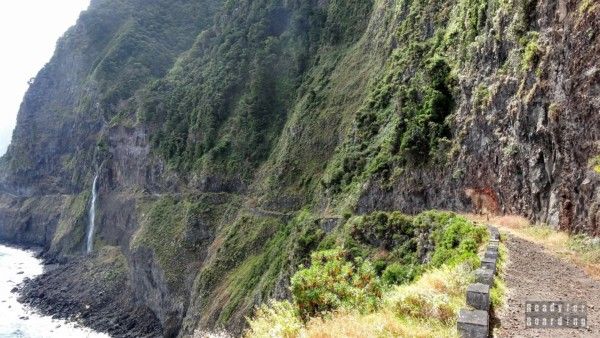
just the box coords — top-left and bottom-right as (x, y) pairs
(496, 234), (600, 337)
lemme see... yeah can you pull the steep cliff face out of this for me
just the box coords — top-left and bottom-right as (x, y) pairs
(0, 0), (599, 336)
(356, 0), (600, 236)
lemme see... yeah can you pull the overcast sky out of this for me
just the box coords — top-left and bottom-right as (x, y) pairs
(0, 0), (90, 156)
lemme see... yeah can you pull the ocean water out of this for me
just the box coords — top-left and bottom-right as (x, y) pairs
(0, 245), (109, 338)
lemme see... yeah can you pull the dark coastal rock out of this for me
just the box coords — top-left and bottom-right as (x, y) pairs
(18, 250), (163, 337)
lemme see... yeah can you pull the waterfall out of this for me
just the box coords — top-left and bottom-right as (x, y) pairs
(86, 174), (99, 254)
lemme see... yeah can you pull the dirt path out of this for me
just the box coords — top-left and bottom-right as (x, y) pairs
(496, 234), (600, 337)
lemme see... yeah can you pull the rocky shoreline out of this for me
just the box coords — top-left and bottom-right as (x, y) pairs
(12, 246), (163, 338)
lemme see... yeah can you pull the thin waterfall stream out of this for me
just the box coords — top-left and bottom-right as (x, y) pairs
(86, 174), (98, 254)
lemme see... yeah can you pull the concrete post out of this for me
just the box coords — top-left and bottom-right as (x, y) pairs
(481, 257), (496, 273)
(484, 249), (498, 260)
(467, 283), (491, 311)
(475, 268), (494, 286)
(458, 308), (489, 338)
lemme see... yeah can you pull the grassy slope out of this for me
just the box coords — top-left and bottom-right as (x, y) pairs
(246, 266), (471, 338)
(244, 212), (488, 338)
(50, 191), (90, 256)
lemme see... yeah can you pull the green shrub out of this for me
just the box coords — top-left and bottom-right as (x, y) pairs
(373, 259), (388, 275)
(428, 214), (487, 268)
(245, 300), (302, 338)
(382, 263), (419, 285)
(290, 249), (383, 318)
(248, 211), (488, 335)
(347, 210), (486, 274)
(350, 211), (415, 250)
(322, 51), (456, 192)
(473, 84), (491, 108)
(398, 56), (454, 160)
(589, 156), (600, 174)
(520, 32), (541, 71)
(298, 228), (326, 256)
(400, 114), (433, 159)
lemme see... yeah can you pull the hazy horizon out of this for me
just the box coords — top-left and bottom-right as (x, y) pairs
(0, 0), (90, 156)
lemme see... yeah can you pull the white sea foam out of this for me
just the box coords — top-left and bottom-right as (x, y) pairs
(0, 244), (109, 338)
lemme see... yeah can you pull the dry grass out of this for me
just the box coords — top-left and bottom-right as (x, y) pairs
(463, 213), (528, 229)
(302, 311), (458, 338)
(244, 300), (302, 338)
(302, 311), (403, 338)
(301, 265), (469, 337)
(245, 265), (470, 338)
(463, 213), (600, 280)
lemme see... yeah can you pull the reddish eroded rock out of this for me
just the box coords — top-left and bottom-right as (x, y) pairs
(465, 188), (500, 217)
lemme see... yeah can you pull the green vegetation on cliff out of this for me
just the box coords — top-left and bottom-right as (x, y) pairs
(140, 0), (374, 180)
(246, 211), (486, 337)
(132, 193), (238, 293)
(3, 0), (598, 335)
(50, 191), (90, 256)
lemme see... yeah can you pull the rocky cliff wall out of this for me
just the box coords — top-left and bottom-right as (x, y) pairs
(0, 0), (599, 336)
(357, 0), (600, 236)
